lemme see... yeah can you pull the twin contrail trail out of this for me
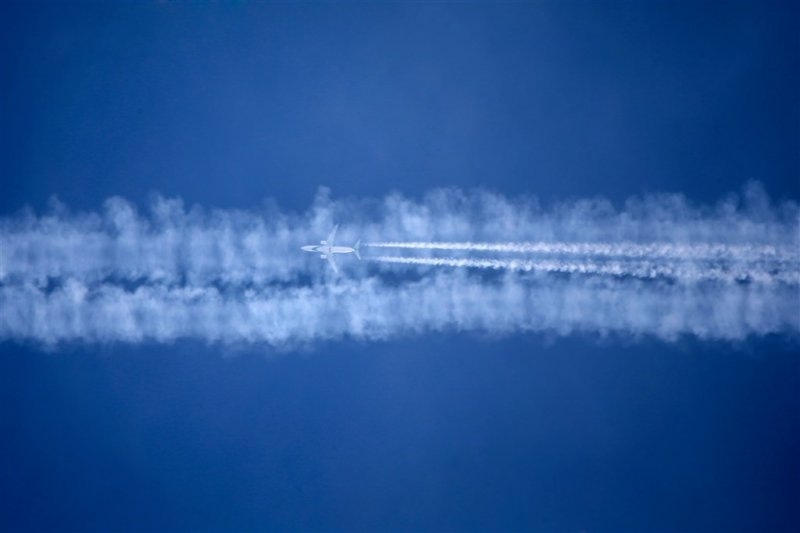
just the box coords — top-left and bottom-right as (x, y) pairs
(1, 183), (798, 346)
(365, 241), (795, 261)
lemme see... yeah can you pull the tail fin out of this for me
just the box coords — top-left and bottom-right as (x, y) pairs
(354, 239), (361, 260)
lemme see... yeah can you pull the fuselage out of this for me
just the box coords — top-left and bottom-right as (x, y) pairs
(301, 245), (356, 256)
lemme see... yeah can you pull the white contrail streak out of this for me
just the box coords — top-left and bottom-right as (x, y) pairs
(364, 241), (797, 262)
(2, 275), (797, 345)
(368, 256), (800, 284)
(2, 182), (798, 288)
(1, 183), (798, 346)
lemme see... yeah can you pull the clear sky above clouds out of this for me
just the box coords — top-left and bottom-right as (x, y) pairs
(1, 1), (798, 531)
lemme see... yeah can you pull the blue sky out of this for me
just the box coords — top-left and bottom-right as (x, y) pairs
(1, 1), (799, 531)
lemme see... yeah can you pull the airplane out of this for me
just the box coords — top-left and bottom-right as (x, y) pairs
(301, 225), (360, 273)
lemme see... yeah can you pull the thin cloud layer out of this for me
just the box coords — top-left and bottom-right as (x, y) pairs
(1, 183), (798, 346)
(2, 274), (797, 345)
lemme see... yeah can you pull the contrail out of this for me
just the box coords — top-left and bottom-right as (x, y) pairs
(1, 183), (798, 346)
(2, 182), (797, 288)
(2, 274), (797, 345)
(364, 241), (796, 262)
(368, 255), (800, 284)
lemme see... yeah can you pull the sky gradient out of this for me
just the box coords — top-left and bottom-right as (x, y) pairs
(1, 2), (799, 531)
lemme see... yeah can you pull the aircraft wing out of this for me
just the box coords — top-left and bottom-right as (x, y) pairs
(326, 254), (339, 274)
(326, 225), (338, 246)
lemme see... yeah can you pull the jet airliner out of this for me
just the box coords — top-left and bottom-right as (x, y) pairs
(301, 225), (360, 273)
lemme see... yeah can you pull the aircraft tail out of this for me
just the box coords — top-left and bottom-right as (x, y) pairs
(354, 239), (361, 260)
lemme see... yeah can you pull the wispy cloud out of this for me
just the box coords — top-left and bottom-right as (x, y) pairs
(1, 183), (797, 345)
(2, 274), (797, 345)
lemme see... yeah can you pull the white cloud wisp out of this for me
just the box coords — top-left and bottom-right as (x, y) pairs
(1, 183), (797, 346)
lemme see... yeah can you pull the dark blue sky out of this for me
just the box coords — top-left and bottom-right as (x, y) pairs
(1, 2), (798, 531)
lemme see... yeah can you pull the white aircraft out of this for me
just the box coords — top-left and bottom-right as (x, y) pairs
(301, 225), (360, 273)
